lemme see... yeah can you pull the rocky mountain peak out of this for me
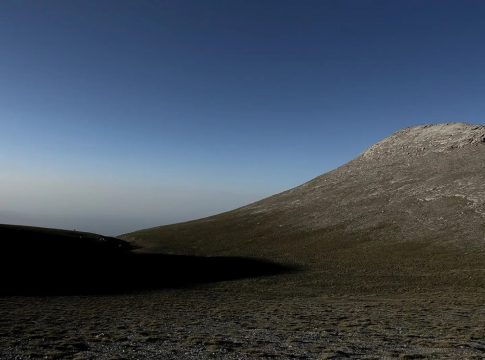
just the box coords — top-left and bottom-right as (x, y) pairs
(360, 122), (485, 161)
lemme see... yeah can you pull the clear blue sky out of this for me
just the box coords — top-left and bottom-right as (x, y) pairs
(1, 0), (485, 235)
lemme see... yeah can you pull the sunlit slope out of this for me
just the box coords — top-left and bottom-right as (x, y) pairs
(122, 123), (485, 273)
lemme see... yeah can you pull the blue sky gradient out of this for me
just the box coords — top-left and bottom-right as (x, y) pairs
(1, 0), (485, 234)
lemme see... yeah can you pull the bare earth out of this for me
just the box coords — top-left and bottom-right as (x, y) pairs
(2, 277), (485, 359)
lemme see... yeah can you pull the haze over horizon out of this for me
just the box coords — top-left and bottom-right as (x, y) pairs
(2, 0), (485, 235)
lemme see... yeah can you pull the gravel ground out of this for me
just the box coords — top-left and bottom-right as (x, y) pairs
(2, 275), (485, 359)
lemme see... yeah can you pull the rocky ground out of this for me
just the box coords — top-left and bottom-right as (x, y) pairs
(2, 273), (485, 359)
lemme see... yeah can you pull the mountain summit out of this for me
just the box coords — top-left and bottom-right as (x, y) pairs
(123, 123), (485, 292)
(361, 123), (485, 161)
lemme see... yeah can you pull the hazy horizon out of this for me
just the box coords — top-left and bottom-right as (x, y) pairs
(2, 0), (485, 234)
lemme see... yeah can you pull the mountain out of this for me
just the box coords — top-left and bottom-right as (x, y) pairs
(122, 123), (485, 292)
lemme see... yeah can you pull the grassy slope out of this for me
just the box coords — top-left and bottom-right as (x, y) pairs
(122, 134), (485, 294)
(122, 217), (485, 294)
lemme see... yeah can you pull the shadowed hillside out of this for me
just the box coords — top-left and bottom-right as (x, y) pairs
(122, 123), (485, 293)
(0, 224), (292, 295)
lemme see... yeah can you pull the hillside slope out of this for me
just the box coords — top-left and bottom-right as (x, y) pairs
(1, 224), (289, 294)
(122, 123), (485, 292)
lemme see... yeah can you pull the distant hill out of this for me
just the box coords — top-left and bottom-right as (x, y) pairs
(122, 123), (485, 292)
(0, 224), (134, 255)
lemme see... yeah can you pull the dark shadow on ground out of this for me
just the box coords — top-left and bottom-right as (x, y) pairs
(0, 224), (295, 295)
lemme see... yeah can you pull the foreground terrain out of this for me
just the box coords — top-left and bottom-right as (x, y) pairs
(2, 278), (485, 359)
